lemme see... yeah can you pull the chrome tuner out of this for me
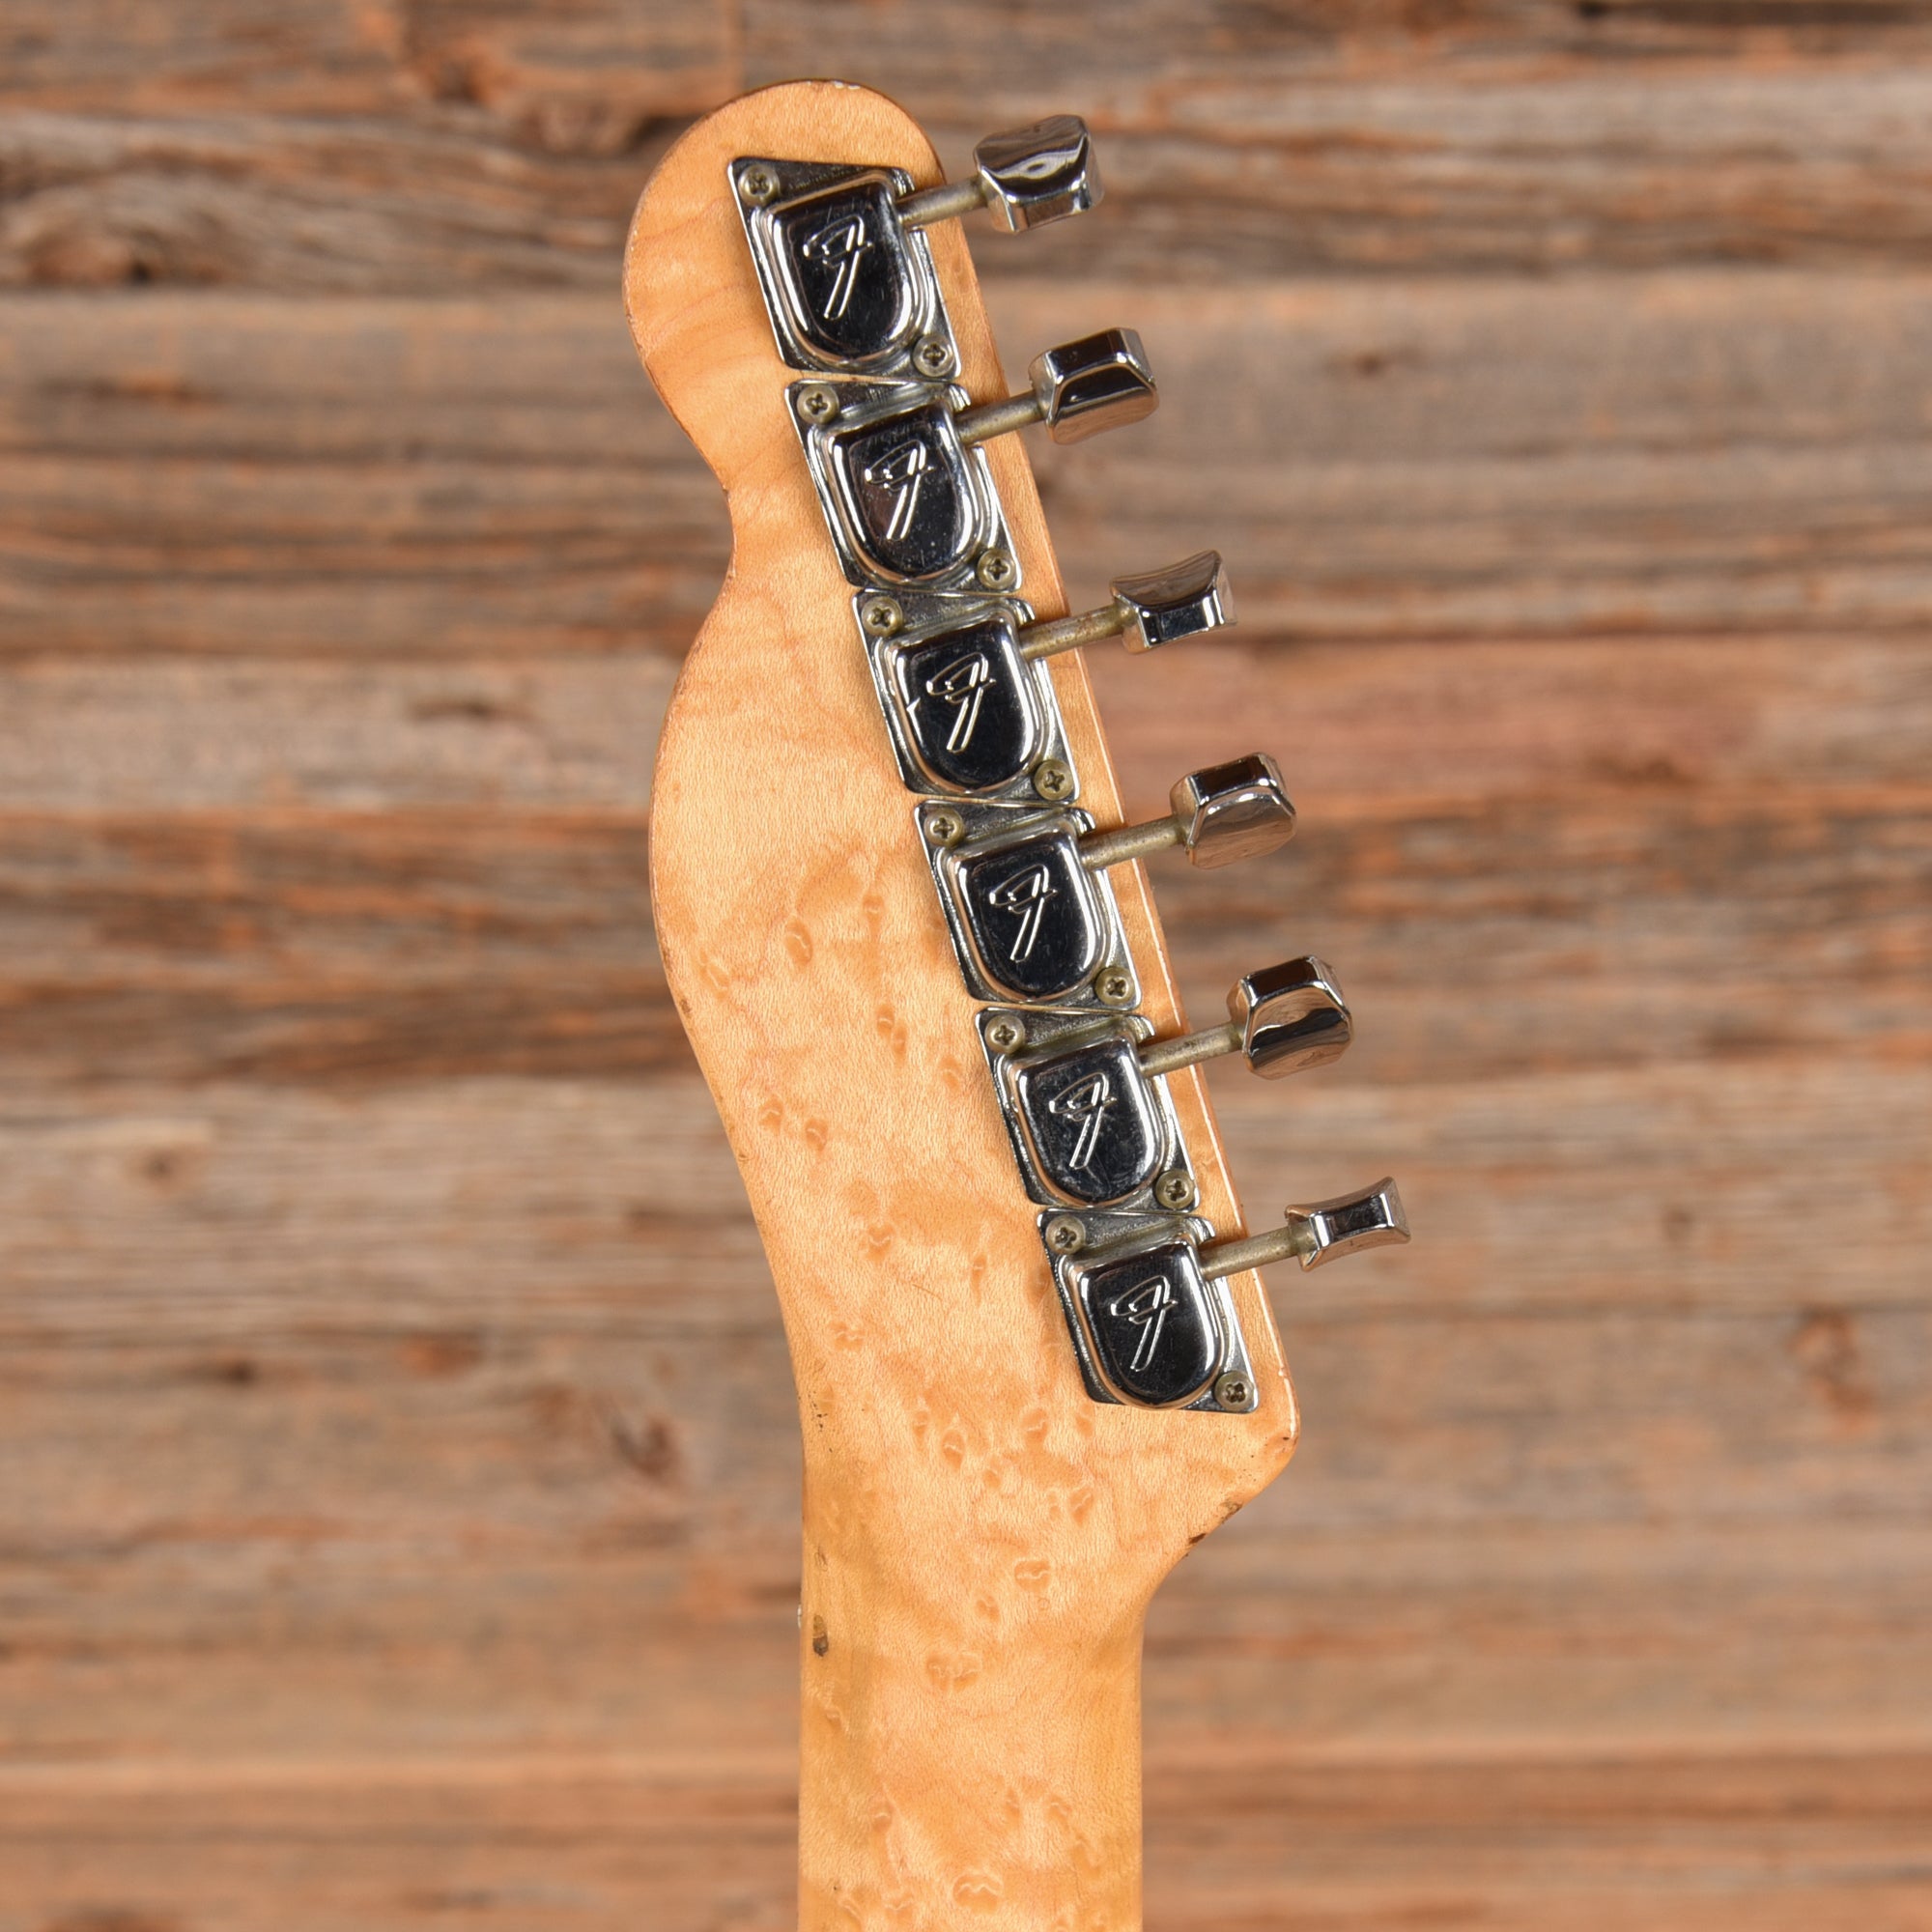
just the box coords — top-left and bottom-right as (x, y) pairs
(983, 958), (1350, 1209)
(1137, 956), (1351, 1081)
(1200, 1179), (1411, 1278)
(1020, 552), (1235, 660)
(798, 329), (1155, 586)
(1079, 753), (1294, 871)
(898, 116), (1101, 234)
(931, 757), (1293, 1005)
(956, 329), (1158, 447)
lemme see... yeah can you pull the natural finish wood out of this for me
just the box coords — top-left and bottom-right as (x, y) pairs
(624, 82), (1298, 1928)
(3, 5), (1931, 1928)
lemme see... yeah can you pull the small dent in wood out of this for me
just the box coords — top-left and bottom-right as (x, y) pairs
(1788, 1309), (1876, 1426)
(396, 1330), (484, 1378)
(873, 1000), (908, 1057)
(923, 1649), (981, 1690)
(952, 1870), (1003, 1909)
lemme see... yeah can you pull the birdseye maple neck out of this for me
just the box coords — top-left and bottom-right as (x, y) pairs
(623, 81), (1295, 1929)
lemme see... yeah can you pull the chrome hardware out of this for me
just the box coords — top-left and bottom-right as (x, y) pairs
(923, 770), (1293, 1005)
(734, 157), (951, 376)
(898, 116), (1100, 235)
(735, 125), (1097, 376)
(1043, 1212), (1259, 1412)
(1078, 753), (1295, 872)
(1137, 957), (1350, 1082)
(855, 592), (1078, 801)
(950, 816), (1115, 1004)
(981, 966), (1342, 1211)
(981, 962), (1345, 1213)
(979, 1007), (1192, 1210)
(1019, 552), (1235, 661)
(1200, 1179), (1410, 1278)
(791, 342), (1155, 584)
(955, 329), (1157, 448)
(920, 800), (1136, 1011)
(797, 380), (1014, 589)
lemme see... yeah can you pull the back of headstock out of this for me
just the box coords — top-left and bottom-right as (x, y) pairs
(625, 80), (1406, 1930)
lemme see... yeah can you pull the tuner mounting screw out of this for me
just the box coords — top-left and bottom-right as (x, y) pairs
(923, 807), (965, 847)
(1094, 967), (1135, 1008)
(1032, 757), (1074, 803)
(795, 384), (839, 425)
(1153, 1169), (1197, 1211)
(913, 334), (955, 378)
(860, 594), (903, 636)
(976, 548), (1017, 591)
(1213, 1372), (1253, 1412)
(737, 163), (778, 205)
(1044, 1214), (1086, 1255)
(986, 1018), (1024, 1052)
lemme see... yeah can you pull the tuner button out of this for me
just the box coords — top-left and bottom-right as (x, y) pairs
(1197, 1178), (1410, 1280)
(1230, 956), (1351, 1078)
(1289, 1179), (1409, 1269)
(1112, 551), (1235, 652)
(1170, 753), (1296, 868)
(974, 115), (1101, 232)
(1029, 328), (1158, 444)
(1017, 552), (1234, 664)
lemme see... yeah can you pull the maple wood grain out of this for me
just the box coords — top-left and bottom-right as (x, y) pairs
(625, 81), (1297, 1928)
(2, 4), (1929, 1929)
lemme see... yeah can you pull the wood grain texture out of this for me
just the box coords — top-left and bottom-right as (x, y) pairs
(624, 82), (1296, 1928)
(2, 3), (1929, 1928)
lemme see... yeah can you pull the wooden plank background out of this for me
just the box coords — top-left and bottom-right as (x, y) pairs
(3, 3), (1930, 1926)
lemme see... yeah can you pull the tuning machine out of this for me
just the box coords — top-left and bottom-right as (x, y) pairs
(897, 117), (1100, 235)
(1199, 1179), (1410, 1276)
(791, 330), (1155, 588)
(979, 958), (1349, 1210)
(734, 118), (1098, 375)
(1042, 1179), (1409, 1415)
(856, 555), (1234, 803)
(1020, 552), (1235, 661)
(919, 756), (1293, 1008)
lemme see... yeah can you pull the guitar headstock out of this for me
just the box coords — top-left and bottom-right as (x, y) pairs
(625, 80), (1407, 1921)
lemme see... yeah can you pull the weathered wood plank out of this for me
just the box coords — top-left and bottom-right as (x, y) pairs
(4, 1282), (1929, 1754)
(3, 1747), (1927, 1932)
(0, 661), (674, 807)
(0, 780), (1925, 1087)
(1, 637), (1925, 819)
(1023, 273), (1932, 641)
(7, 1309), (1928, 1588)
(14, 276), (1932, 652)
(0, 1054), (1922, 1337)
(12, 29), (1932, 285)
(742, 0), (1932, 96)
(0, 0), (736, 131)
